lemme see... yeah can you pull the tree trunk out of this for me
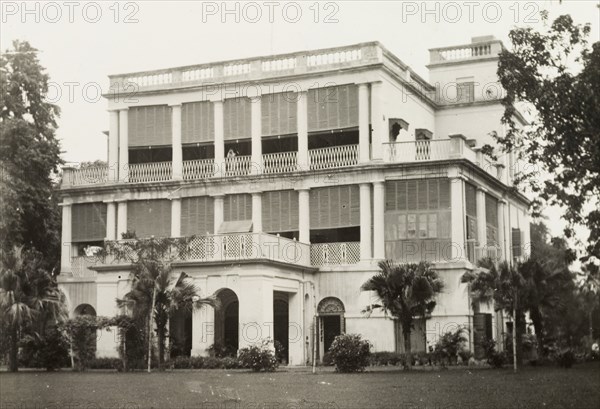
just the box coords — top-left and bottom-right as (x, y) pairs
(516, 311), (526, 367)
(403, 324), (412, 371)
(512, 300), (517, 373)
(148, 286), (157, 373)
(529, 306), (544, 357)
(9, 326), (18, 372)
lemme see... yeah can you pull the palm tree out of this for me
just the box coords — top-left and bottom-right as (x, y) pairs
(109, 236), (218, 371)
(462, 259), (526, 371)
(361, 261), (444, 370)
(0, 246), (66, 371)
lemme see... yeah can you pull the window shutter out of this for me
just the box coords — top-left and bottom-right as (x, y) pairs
(224, 194), (252, 222)
(127, 200), (171, 238)
(309, 185), (359, 229)
(261, 93), (298, 137)
(181, 197), (214, 236)
(72, 203), (107, 242)
(182, 101), (214, 143)
(224, 98), (251, 140)
(417, 180), (428, 209)
(465, 183), (477, 217)
(512, 228), (522, 258)
(428, 180), (439, 210)
(307, 85), (358, 132)
(485, 194), (498, 228)
(129, 105), (172, 147)
(262, 190), (299, 233)
(407, 180), (417, 210)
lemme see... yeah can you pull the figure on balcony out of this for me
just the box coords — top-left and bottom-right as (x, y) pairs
(227, 148), (238, 175)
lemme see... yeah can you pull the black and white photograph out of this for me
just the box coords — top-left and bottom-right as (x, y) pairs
(1, 1), (599, 408)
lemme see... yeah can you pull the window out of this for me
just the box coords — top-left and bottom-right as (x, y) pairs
(456, 81), (475, 103)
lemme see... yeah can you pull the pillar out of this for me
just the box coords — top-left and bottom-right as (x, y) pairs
(373, 181), (386, 259)
(60, 203), (72, 274)
(251, 97), (262, 174)
(297, 91), (309, 170)
(297, 189), (310, 244)
(105, 201), (116, 241)
(359, 183), (372, 262)
(118, 108), (128, 182)
(476, 187), (488, 251)
(171, 198), (181, 237)
(171, 104), (183, 180)
(108, 110), (119, 182)
(358, 83), (370, 163)
(370, 82), (385, 161)
(450, 175), (466, 261)
(237, 277), (274, 350)
(116, 200), (127, 239)
(252, 192), (262, 233)
(96, 279), (120, 358)
(214, 100), (225, 177)
(192, 293), (215, 356)
(213, 195), (224, 234)
(288, 292), (303, 365)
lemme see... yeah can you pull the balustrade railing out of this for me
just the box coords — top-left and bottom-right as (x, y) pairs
(263, 151), (298, 174)
(224, 155), (252, 176)
(310, 242), (360, 266)
(183, 159), (216, 180)
(70, 256), (99, 278)
(309, 144), (358, 170)
(63, 166), (109, 187)
(128, 161), (172, 183)
(384, 140), (452, 162)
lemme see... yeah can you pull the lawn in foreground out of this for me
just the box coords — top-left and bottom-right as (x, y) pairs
(1, 363), (599, 409)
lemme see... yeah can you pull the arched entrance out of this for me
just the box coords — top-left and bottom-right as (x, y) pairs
(317, 297), (345, 360)
(214, 289), (239, 356)
(169, 309), (192, 357)
(74, 304), (97, 354)
(274, 293), (289, 364)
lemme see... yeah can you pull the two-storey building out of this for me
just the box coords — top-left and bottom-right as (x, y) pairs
(58, 36), (530, 365)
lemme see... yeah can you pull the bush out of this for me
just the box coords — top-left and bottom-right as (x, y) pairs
(19, 328), (70, 371)
(434, 327), (469, 366)
(328, 334), (372, 373)
(554, 348), (576, 368)
(89, 357), (123, 371)
(482, 338), (506, 368)
(321, 351), (334, 366)
(369, 351), (407, 367)
(238, 339), (278, 372)
(63, 316), (106, 371)
(170, 355), (241, 369)
(208, 343), (237, 358)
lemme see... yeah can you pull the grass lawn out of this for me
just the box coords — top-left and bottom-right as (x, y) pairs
(1, 363), (599, 409)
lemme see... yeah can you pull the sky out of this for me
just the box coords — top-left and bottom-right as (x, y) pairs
(2, 0), (599, 241)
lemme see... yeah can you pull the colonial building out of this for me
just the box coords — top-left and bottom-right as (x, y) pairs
(58, 36), (530, 365)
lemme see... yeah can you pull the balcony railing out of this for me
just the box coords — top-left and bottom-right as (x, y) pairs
(224, 155), (252, 177)
(70, 256), (99, 278)
(384, 139), (452, 162)
(429, 39), (503, 64)
(183, 159), (216, 180)
(129, 161), (172, 183)
(310, 242), (360, 266)
(309, 144), (359, 170)
(263, 151), (298, 174)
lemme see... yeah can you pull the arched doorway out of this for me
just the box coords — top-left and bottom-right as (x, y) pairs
(274, 293), (289, 364)
(169, 309), (192, 358)
(317, 297), (345, 360)
(74, 304), (97, 355)
(214, 289), (239, 356)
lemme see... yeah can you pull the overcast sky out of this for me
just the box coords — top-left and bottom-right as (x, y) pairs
(2, 0), (599, 239)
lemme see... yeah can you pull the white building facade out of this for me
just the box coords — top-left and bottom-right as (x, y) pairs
(58, 37), (530, 364)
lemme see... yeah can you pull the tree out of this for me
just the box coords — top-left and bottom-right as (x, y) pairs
(106, 236), (218, 371)
(495, 13), (600, 266)
(0, 40), (63, 271)
(462, 260), (526, 371)
(361, 261), (444, 370)
(0, 246), (66, 371)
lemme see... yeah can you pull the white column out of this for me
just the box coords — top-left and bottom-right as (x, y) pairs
(116, 200), (128, 239)
(60, 203), (72, 274)
(118, 108), (129, 182)
(297, 91), (309, 170)
(359, 183), (372, 262)
(251, 97), (262, 174)
(96, 280), (120, 357)
(238, 277), (274, 350)
(213, 195), (224, 234)
(297, 189), (310, 244)
(498, 199), (508, 261)
(252, 192), (262, 233)
(373, 181), (386, 260)
(105, 201), (116, 241)
(171, 198), (181, 237)
(476, 187), (488, 249)
(214, 101), (225, 177)
(450, 175), (466, 261)
(171, 104), (183, 180)
(370, 82), (385, 161)
(108, 110), (119, 182)
(288, 292), (303, 365)
(192, 303), (215, 356)
(358, 83), (370, 163)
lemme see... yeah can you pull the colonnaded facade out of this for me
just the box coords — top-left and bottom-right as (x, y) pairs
(58, 36), (530, 365)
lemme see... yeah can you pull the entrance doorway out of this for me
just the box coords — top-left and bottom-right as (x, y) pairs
(317, 297), (345, 360)
(214, 288), (239, 356)
(274, 296), (289, 364)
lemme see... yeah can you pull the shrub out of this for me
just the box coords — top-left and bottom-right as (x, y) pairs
(482, 338), (506, 369)
(274, 340), (287, 363)
(63, 316), (108, 371)
(19, 328), (70, 371)
(89, 357), (123, 371)
(328, 334), (372, 373)
(434, 327), (469, 366)
(369, 351), (406, 367)
(238, 339), (278, 372)
(321, 351), (334, 366)
(208, 343), (237, 358)
(554, 348), (576, 368)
